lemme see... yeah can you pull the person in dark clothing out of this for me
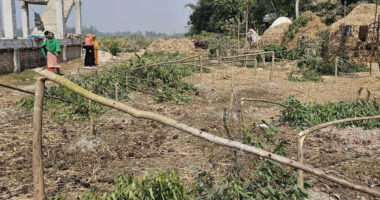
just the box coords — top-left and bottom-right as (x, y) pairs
(83, 34), (95, 67)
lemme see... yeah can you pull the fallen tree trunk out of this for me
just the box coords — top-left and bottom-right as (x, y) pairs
(32, 68), (380, 197)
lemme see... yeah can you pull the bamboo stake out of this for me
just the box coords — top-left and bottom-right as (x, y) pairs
(89, 99), (95, 135)
(254, 57), (258, 75)
(261, 53), (266, 65)
(32, 77), (47, 200)
(115, 82), (119, 102)
(243, 55), (247, 68)
(296, 115), (380, 190)
(269, 52), (274, 81)
(32, 68), (380, 198)
(335, 57), (338, 83)
(199, 57), (204, 84)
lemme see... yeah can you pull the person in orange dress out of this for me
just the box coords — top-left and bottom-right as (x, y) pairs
(92, 35), (99, 65)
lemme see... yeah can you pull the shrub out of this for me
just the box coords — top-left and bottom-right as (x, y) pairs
(109, 40), (121, 56)
(280, 92), (380, 130)
(282, 16), (309, 43)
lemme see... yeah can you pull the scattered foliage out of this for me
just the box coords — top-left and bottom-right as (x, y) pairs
(262, 45), (306, 61)
(280, 91), (380, 130)
(17, 53), (199, 121)
(288, 69), (323, 82)
(297, 55), (369, 75)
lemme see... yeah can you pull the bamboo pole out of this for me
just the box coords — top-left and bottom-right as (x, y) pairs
(199, 57), (204, 84)
(296, 115), (380, 190)
(243, 55), (248, 68)
(89, 99), (95, 135)
(33, 68), (380, 197)
(261, 53), (266, 65)
(115, 82), (119, 102)
(254, 57), (258, 75)
(335, 57), (338, 83)
(32, 77), (47, 200)
(269, 52), (275, 81)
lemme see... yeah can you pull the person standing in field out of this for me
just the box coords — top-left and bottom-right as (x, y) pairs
(83, 34), (95, 67)
(41, 32), (62, 74)
(92, 35), (99, 66)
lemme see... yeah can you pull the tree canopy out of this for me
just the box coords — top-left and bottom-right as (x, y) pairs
(187, 0), (368, 35)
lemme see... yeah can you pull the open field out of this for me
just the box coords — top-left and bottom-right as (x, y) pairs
(0, 54), (379, 199)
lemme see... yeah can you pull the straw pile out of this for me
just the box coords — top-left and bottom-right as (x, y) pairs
(256, 23), (290, 47)
(328, 3), (380, 62)
(286, 11), (327, 48)
(146, 38), (195, 53)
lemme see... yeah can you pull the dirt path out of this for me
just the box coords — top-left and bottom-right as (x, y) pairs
(0, 59), (379, 199)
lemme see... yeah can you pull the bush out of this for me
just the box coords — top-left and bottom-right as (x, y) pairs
(280, 92), (380, 130)
(282, 16), (309, 43)
(288, 69), (323, 82)
(262, 45), (306, 61)
(77, 171), (190, 200)
(109, 40), (121, 56)
(297, 55), (369, 75)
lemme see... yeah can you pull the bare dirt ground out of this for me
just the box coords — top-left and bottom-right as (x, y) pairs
(0, 57), (379, 199)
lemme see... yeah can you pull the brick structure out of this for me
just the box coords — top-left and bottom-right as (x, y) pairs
(0, 39), (81, 75)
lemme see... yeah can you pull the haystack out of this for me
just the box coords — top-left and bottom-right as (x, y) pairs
(256, 23), (290, 47)
(328, 3), (380, 62)
(146, 38), (195, 53)
(270, 17), (292, 28)
(286, 11), (328, 48)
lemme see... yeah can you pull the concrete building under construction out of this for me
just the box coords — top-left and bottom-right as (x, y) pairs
(0, 0), (83, 74)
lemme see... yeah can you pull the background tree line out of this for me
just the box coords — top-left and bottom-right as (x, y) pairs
(186, 0), (369, 35)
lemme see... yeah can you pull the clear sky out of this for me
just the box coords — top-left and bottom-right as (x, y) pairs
(2, 0), (196, 34)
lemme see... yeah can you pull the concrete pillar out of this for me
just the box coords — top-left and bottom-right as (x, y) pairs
(2, 0), (17, 39)
(55, 0), (65, 39)
(21, 1), (30, 38)
(13, 48), (20, 73)
(74, 0), (82, 34)
(62, 45), (67, 62)
(0, 3), (4, 38)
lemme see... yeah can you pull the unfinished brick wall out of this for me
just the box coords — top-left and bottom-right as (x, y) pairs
(0, 50), (14, 74)
(19, 48), (46, 71)
(0, 44), (81, 75)
(66, 45), (82, 61)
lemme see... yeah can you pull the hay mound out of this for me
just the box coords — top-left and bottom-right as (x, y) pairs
(286, 11), (328, 48)
(146, 38), (195, 53)
(270, 17), (292, 28)
(257, 23), (290, 47)
(328, 3), (380, 62)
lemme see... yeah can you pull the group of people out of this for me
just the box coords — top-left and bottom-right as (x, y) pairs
(40, 32), (99, 75)
(83, 34), (99, 67)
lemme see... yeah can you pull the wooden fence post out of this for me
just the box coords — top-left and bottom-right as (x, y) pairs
(335, 57), (338, 83)
(261, 53), (266, 65)
(199, 57), (203, 84)
(89, 99), (95, 135)
(254, 57), (258, 75)
(243, 55), (247, 68)
(269, 52), (274, 81)
(115, 82), (119, 102)
(33, 77), (47, 200)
